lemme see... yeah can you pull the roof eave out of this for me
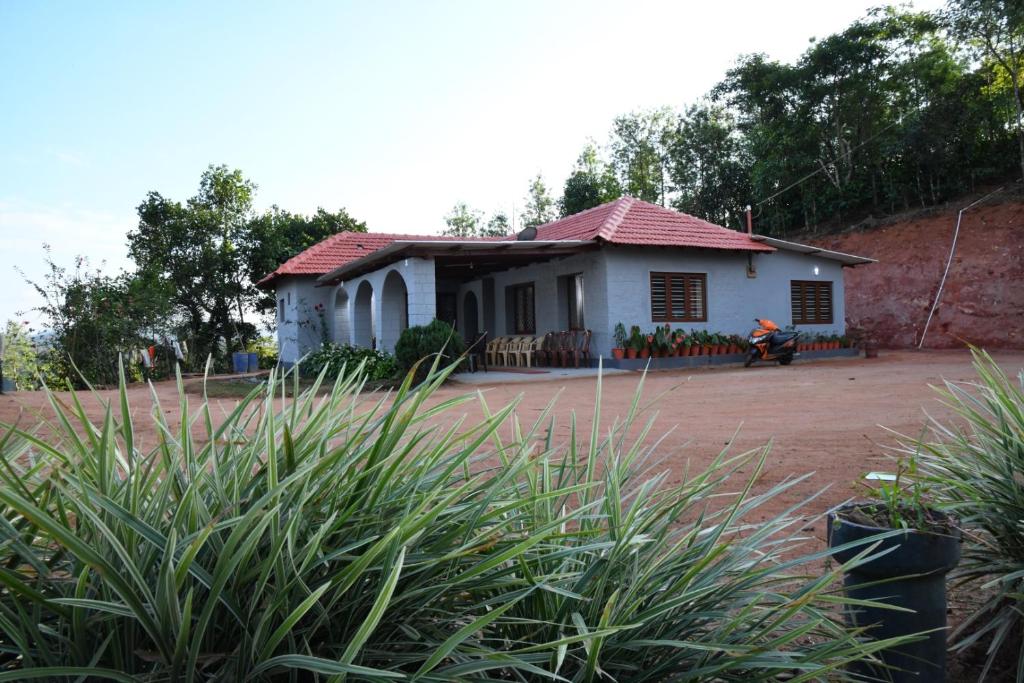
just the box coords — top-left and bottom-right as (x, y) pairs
(749, 235), (876, 266)
(317, 239), (597, 285)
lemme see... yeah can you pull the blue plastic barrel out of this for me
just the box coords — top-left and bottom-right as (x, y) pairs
(232, 351), (248, 374)
(248, 352), (259, 372)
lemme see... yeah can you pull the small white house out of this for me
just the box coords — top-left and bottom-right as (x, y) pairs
(257, 197), (873, 366)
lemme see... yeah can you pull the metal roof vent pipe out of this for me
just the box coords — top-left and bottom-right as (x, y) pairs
(516, 225), (537, 241)
(746, 205), (753, 235)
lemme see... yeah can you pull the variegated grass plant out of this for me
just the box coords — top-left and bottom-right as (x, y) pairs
(0, 357), (907, 681)
(895, 349), (1024, 681)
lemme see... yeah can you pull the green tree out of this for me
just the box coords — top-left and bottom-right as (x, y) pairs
(1, 320), (39, 390)
(247, 206), (366, 311)
(18, 248), (174, 388)
(714, 10), (1015, 234)
(668, 104), (751, 227)
(559, 144), (621, 216)
(945, 0), (1024, 181)
(442, 202), (483, 237)
(521, 173), (555, 230)
(482, 210), (511, 237)
(128, 165), (258, 367)
(608, 109), (675, 205)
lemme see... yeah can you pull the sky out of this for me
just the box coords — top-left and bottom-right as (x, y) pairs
(0, 0), (945, 326)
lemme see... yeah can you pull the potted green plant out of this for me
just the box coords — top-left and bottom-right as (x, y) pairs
(727, 334), (740, 355)
(711, 332), (726, 355)
(828, 460), (961, 682)
(627, 325), (644, 359)
(652, 325), (671, 358)
(612, 322), (627, 360)
(640, 331), (652, 359)
(673, 329), (686, 356)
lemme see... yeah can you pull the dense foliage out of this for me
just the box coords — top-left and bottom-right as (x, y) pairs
(901, 350), (1024, 680)
(1, 321), (40, 390)
(301, 342), (397, 381)
(0, 362), (915, 680)
(247, 205), (367, 311)
(393, 319), (466, 379)
(127, 165), (366, 372)
(18, 250), (174, 388)
(539, 5), (1023, 236)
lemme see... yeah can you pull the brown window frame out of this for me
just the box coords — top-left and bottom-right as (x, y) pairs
(791, 280), (833, 324)
(649, 272), (707, 323)
(511, 282), (536, 334)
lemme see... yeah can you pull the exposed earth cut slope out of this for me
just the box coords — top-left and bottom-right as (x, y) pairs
(810, 199), (1023, 349)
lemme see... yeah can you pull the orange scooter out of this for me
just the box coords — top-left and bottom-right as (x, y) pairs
(744, 318), (799, 367)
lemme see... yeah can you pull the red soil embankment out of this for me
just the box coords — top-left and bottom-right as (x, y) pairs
(812, 200), (1024, 349)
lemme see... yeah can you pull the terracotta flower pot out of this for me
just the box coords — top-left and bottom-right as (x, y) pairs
(626, 348), (638, 359)
(639, 348), (650, 359)
(728, 343), (739, 354)
(612, 348), (625, 360)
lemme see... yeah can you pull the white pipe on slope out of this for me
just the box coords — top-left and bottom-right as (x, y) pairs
(917, 187), (1004, 349)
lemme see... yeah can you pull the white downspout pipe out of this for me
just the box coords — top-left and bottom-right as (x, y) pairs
(917, 187), (1004, 349)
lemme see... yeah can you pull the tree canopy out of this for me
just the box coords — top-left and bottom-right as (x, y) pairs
(485, 5), (1019, 237)
(125, 165), (367, 369)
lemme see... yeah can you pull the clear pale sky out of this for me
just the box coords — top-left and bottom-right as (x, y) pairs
(0, 0), (944, 325)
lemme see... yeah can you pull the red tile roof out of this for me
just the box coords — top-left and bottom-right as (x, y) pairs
(258, 197), (772, 287)
(256, 232), (485, 287)
(534, 196), (775, 252)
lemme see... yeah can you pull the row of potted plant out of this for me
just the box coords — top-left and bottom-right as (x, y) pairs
(611, 323), (749, 360)
(797, 333), (855, 352)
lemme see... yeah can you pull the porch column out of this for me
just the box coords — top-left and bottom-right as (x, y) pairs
(404, 257), (437, 328)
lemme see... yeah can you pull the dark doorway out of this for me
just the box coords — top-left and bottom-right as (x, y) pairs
(482, 278), (496, 336)
(436, 292), (457, 328)
(463, 291), (479, 341)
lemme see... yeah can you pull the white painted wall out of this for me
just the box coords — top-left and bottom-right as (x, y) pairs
(331, 256), (437, 353)
(603, 246), (846, 345)
(272, 245), (848, 364)
(274, 277), (332, 365)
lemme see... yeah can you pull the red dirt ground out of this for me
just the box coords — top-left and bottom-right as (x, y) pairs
(3, 350), (1019, 526)
(812, 200), (1024, 350)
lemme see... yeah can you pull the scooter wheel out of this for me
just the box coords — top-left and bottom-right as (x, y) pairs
(779, 356), (793, 366)
(744, 354), (756, 368)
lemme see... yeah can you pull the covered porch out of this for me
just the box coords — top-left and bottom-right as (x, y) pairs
(317, 239), (603, 363)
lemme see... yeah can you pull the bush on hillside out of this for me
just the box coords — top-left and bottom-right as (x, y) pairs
(0, 360), (917, 680)
(302, 342), (396, 381)
(394, 318), (466, 379)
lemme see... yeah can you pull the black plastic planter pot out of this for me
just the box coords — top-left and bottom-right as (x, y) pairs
(827, 503), (961, 682)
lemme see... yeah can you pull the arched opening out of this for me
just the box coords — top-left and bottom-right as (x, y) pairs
(380, 270), (409, 351)
(463, 291), (479, 342)
(353, 280), (374, 348)
(333, 287), (351, 346)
